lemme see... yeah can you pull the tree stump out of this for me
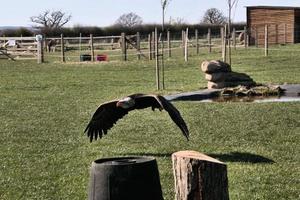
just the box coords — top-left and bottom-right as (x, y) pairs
(172, 151), (229, 200)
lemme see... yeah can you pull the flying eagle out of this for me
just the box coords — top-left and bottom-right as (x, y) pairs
(84, 94), (189, 142)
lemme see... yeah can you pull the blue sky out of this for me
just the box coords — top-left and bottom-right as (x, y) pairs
(1, 0), (299, 27)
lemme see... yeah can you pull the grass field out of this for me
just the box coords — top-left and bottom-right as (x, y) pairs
(0, 45), (299, 200)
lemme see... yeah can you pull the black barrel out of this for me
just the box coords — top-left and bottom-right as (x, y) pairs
(88, 157), (164, 200)
(80, 54), (91, 61)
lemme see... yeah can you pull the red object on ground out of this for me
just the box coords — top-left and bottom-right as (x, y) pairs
(96, 54), (108, 61)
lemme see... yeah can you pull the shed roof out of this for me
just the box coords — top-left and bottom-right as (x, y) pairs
(246, 6), (300, 10)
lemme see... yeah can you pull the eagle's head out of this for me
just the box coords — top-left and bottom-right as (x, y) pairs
(116, 97), (135, 109)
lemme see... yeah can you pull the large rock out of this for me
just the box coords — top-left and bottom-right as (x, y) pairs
(201, 60), (256, 89)
(205, 72), (255, 82)
(201, 60), (231, 74)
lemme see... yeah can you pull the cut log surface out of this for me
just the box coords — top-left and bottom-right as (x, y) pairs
(172, 151), (229, 200)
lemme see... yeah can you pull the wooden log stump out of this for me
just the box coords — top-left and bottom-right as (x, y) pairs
(172, 151), (229, 200)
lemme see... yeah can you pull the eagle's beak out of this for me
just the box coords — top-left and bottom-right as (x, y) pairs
(116, 101), (122, 107)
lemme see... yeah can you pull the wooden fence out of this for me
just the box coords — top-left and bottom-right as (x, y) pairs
(0, 36), (38, 60)
(2, 24), (296, 63)
(41, 27), (247, 63)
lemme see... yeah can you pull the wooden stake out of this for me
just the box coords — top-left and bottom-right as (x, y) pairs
(167, 30), (171, 57)
(195, 29), (199, 55)
(228, 24), (231, 66)
(172, 151), (229, 200)
(148, 34), (152, 60)
(184, 28), (189, 62)
(155, 27), (160, 90)
(244, 26), (247, 48)
(42, 35), (46, 52)
(265, 24), (269, 57)
(284, 23), (287, 44)
(152, 31), (155, 58)
(220, 27), (224, 50)
(222, 26), (227, 63)
(182, 30), (185, 55)
(61, 34), (65, 62)
(208, 28), (212, 53)
(136, 32), (141, 60)
(255, 27), (258, 47)
(232, 27), (236, 50)
(121, 32), (127, 61)
(37, 38), (44, 64)
(79, 33), (82, 61)
(275, 24), (278, 44)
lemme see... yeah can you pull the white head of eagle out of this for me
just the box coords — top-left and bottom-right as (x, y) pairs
(116, 97), (135, 109)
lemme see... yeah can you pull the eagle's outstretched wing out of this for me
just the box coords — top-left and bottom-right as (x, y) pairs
(84, 101), (129, 142)
(156, 95), (189, 140)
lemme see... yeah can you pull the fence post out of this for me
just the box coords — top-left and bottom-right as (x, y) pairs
(222, 26), (228, 63)
(265, 24), (268, 57)
(195, 29), (199, 55)
(228, 25), (232, 66)
(121, 32), (127, 61)
(232, 27), (236, 50)
(184, 28), (189, 62)
(152, 31), (155, 59)
(275, 24), (278, 44)
(284, 24), (287, 44)
(61, 34), (65, 62)
(110, 38), (114, 50)
(255, 27), (258, 47)
(220, 27), (224, 51)
(182, 30), (185, 56)
(37, 37), (44, 64)
(90, 34), (95, 61)
(167, 30), (171, 58)
(136, 32), (141, 60)
(79, 33), (82, 61)
(155, 27), (160, 90)
(208, 28), (212, 53)
(42, 35), (47, 52)
(244, 26), (248, 48)
(148, 34), (152, 60)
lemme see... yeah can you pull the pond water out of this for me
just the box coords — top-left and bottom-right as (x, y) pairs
(166, 84), (300, 103)
(199, 96), (300, 103)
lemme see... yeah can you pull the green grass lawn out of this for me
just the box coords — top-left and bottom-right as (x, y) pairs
(0, 45), (299, 199)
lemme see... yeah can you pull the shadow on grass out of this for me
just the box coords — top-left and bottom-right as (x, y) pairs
(123, 152), (172, 158)
(124, 152), (275, 164)
(209, 152), (275, 164)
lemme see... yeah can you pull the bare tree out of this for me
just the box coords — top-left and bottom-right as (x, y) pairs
(30, 10), (71, 33)
(169, 17), (186, 25)
(161, 0), (171, 31)
(161, 0), (171, 90)
(115, 12), (143, 28)
(201, 8), (227, 25)
(227, 0), (239, 65)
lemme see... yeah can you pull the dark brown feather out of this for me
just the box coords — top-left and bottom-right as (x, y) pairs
(84, 94), (189, 142)
(84, 100), (128, 142)
(156, 95), (189, 140)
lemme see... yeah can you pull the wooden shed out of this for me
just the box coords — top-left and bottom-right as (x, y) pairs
(247, 6), (300, 46)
